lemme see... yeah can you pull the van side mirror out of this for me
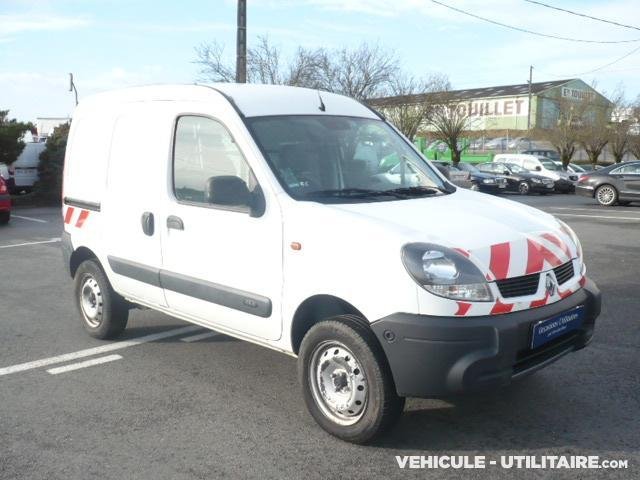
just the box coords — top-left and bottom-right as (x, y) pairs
(503, 169), (510, 175)
(535, 166), (542, 171)
(204, 176), (265, 217)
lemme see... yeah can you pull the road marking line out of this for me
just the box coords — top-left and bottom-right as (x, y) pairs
(553, 213), (640, 221)
(12, 215), (48, 223)
(180, 331), (219, 342)
(46, 354), (123, 375)
(0, 238), (61, 249)
(547, 206), (640, 215)
(0, 325), (200, 376)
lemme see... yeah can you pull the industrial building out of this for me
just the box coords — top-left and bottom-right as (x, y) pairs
(370, 78), (612, 132)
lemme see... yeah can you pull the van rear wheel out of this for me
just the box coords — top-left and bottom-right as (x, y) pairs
(298, 316), (404, 444)
(74, 259), (128, 339)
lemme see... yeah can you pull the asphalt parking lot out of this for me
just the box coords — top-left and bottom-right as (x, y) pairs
(1, 195), (639, 480)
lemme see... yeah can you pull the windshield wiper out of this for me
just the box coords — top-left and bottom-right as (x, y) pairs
(303, 188), (408, 199)
(386, 186), (447, 196)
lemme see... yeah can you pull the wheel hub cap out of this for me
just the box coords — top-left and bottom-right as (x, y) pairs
(80, 276), (103, 327)
(310, 343), (368, 425)
(598, 187), (614, 204)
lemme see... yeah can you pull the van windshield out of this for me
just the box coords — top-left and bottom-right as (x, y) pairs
(245, 115), (451, 203)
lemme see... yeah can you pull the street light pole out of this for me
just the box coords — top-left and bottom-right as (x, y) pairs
(527, 65), (533, 131)
(236, 0), (247, 83)
(69, 73), (78, 106)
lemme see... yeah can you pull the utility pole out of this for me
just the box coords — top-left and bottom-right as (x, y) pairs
(69, 73), (78, 106)
(526, 65), (533, 131)
(236, 0), (247, 83)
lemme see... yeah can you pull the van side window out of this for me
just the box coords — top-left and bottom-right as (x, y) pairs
(173, 116), (254, 206)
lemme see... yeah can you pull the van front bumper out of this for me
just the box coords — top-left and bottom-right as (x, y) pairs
(370, 278), (600, 398)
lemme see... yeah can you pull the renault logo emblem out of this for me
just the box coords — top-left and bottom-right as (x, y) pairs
(545, 273), (557, 296)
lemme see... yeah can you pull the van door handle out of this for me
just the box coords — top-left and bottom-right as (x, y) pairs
(167, 215), (184, 230)
(141, 212), (154, 236)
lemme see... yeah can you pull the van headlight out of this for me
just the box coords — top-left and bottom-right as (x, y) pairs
(401, 243), (493, 302)
(557, 220), (583, 260)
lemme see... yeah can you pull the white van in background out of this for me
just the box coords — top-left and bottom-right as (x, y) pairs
(494, 153), (577, 193)
(11, 142), (46, 193)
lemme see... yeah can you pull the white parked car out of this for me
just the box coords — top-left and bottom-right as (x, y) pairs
(62, 85), (601, 443)
(11, 142), (46, 193)
(494, 154), (577, 193)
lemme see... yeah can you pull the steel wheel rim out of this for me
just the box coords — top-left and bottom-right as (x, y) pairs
(519, 182), (530, 194)
(597, 186), (615, 205)
(309, 341), (368, 426)
(80, 274), (103, 327)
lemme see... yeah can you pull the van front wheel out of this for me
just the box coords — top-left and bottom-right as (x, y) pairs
(298, 316), (404, 444)
(74, 259), (128, 339)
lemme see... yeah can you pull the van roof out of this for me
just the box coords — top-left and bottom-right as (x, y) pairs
(76, 84), (380, 120)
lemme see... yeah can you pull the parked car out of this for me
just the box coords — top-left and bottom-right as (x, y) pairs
(431, 160), (473, 189)
(494, 154), (576, 193)
(0, 163), (15, 194)
(432, 161), (507, 192)
(0, 176), (11, 224)
(579, 164), (604, 172)
(522, 149), (561, 162)
(61, 84), (601, 444)
(507, 137), (533, 150)
(484, 137), (507, 150)
(11, 142), (45, 193)
(478, 162), (555, 194)
(576, 161), (640, 206)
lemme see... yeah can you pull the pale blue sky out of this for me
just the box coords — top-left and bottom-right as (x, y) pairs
(1, 0), (639, 121)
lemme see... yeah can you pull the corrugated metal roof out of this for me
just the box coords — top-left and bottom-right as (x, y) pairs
(369, 79), (576, 107)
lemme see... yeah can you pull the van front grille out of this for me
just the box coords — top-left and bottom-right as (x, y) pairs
(496, 273), (540, 298)
(553, 261), (574, 285)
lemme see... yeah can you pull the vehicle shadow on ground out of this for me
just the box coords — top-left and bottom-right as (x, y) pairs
(120, 324), (239, 343)
(374, 375), (632, 452)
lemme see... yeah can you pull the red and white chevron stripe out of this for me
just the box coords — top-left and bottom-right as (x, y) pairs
(63, 206), (91, 228)
(452, 231), (583, 317)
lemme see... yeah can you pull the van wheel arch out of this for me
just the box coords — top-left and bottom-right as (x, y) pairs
(70, 246), (100, 278)
(291, 295), (367, 355)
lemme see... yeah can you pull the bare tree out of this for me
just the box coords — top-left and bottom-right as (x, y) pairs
(194, 41), (236, 83)
(578, 109), (609, 166)
(630, 96), (640, 160)
(536, 95), (592, 168)
(608, 90), (633, 163)
(629, 134), (640, 161)
(193, 38), (398, 100)
(609, 121), (630, 163)
(322, 43), (399, 100)
(428, 91), (471, 166)
(371, 73), (449, 140)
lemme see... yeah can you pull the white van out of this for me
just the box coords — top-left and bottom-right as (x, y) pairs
(494, 153), (577, 193)
(11, 142), (46, 193)
(62, 85), (601, 443)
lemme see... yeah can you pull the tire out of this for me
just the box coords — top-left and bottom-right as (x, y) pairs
(0, 211), (9, 225)
(517, 181), (530, 195)
(470, 183), (480, 192)
(595, 184), (618, 206)
(298, 315), (405, 444)
(74, 259), (128, 339)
